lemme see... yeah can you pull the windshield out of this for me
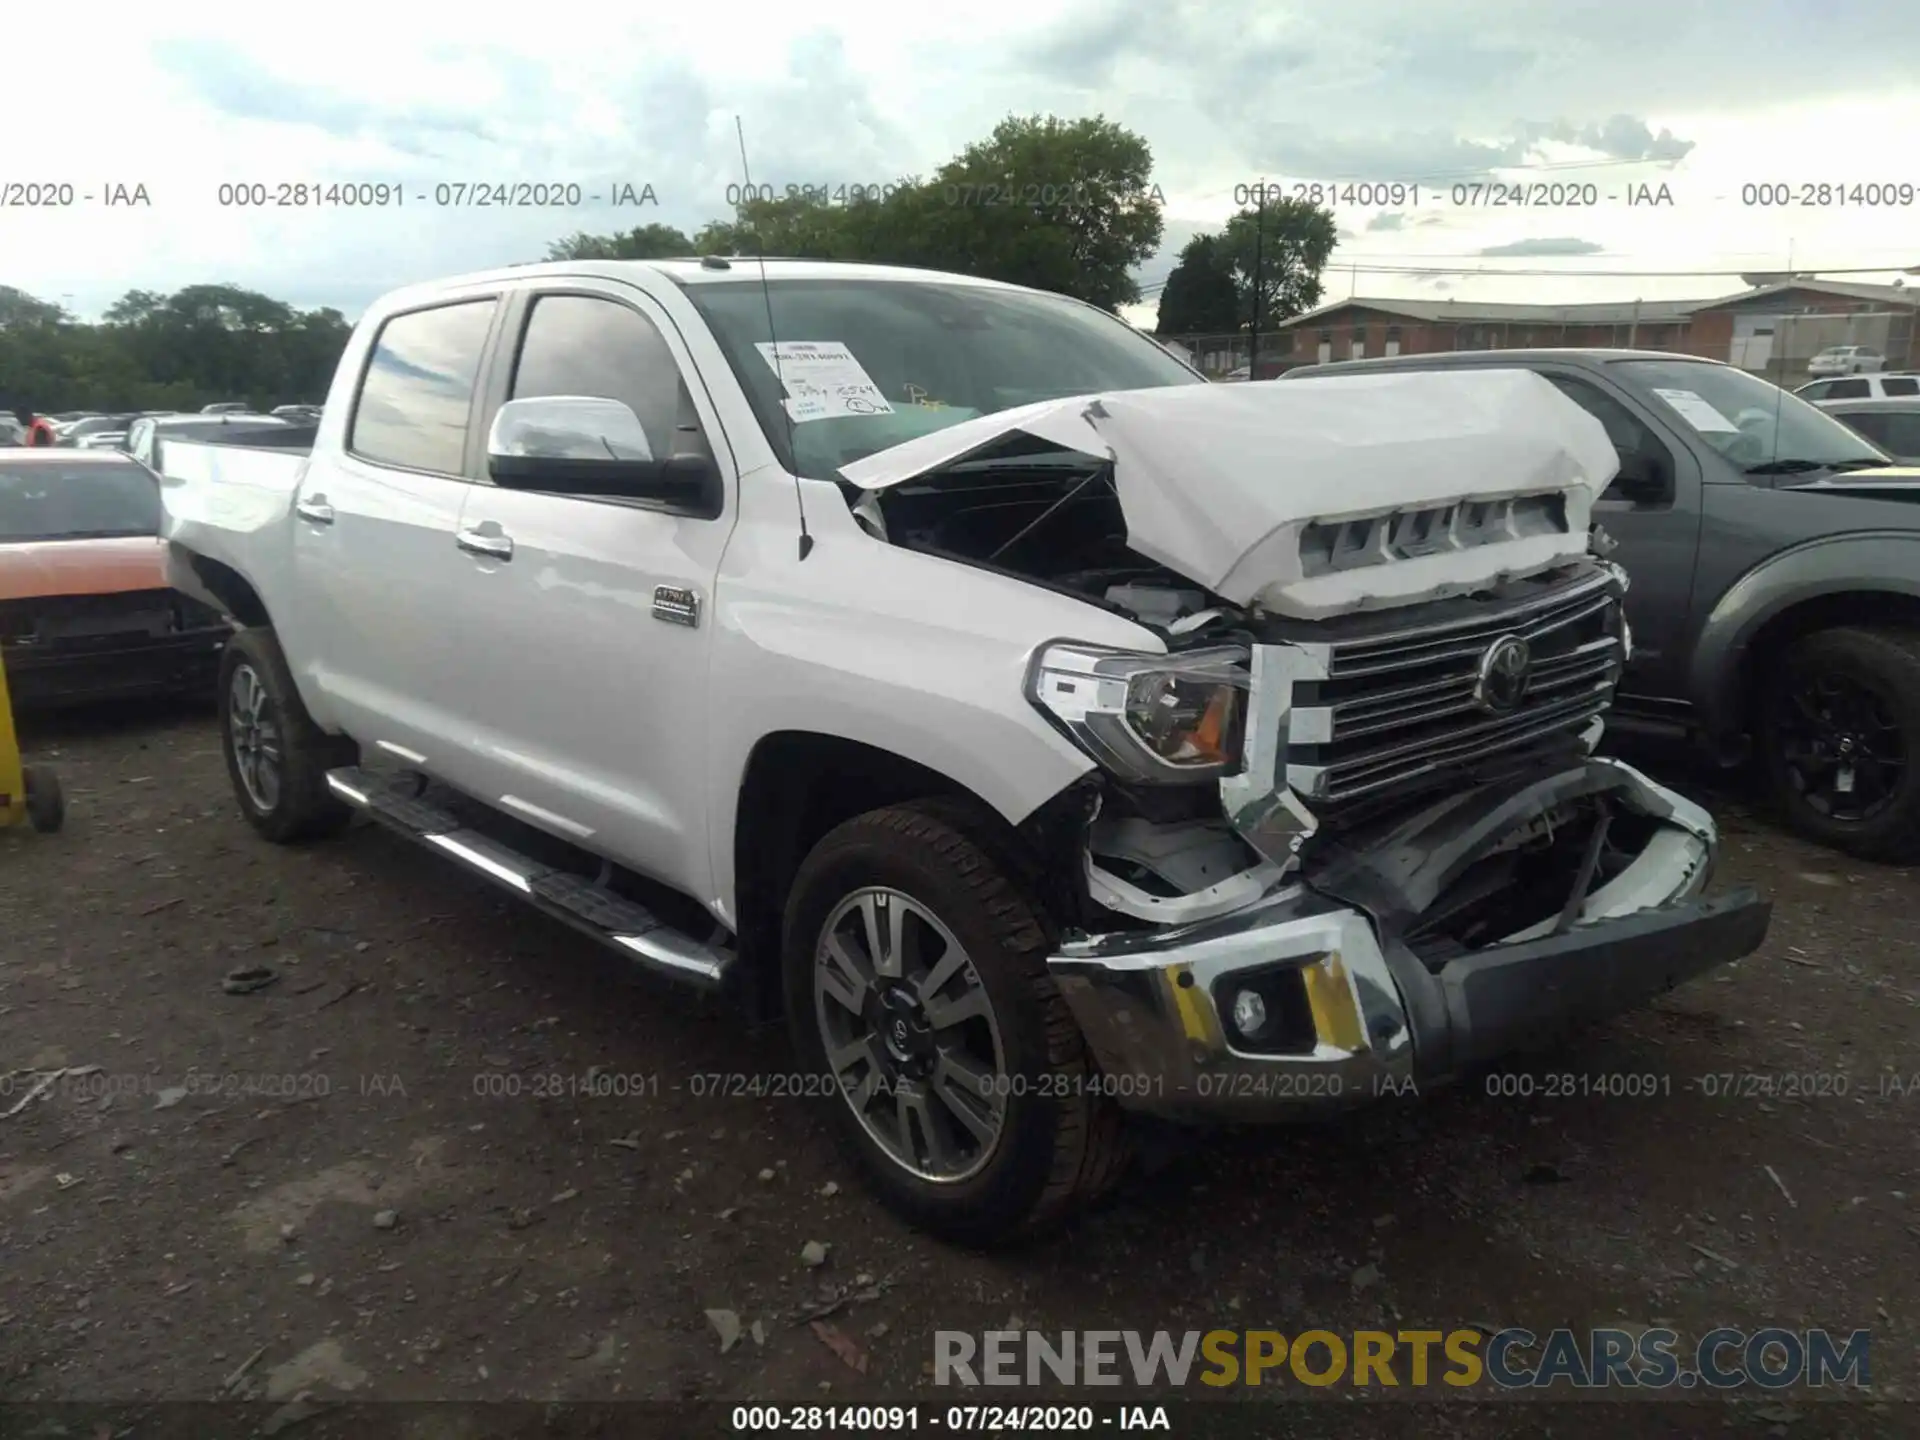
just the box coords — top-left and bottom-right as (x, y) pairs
(681, 278), (1204, 481)
(1612, 358), (1890, 473)
(0, 460), (162, 541)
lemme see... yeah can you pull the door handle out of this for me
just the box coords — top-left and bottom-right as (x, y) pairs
(295, 498), (335, 525)
(456, 527), (514, 560)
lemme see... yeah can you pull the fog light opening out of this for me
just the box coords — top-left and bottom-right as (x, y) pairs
(1230, 988), (1268, 1040)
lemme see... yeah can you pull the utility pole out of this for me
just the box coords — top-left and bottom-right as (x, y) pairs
(1248, 183), (1266, 376)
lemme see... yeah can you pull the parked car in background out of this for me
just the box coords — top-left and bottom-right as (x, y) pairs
(1807, 346), (1887, 377)
(0, 417), (24, 447)
(1284, 348), (1920, 860)
(200, 402), (253, 415)
(271, 404), (323, 422)
(126, 413), (296, 471)
(0, 450), (229, 707)
(1796, 372), (1920, 402)
(1819, 397), (1920, 464)
(56, 413), (140, 448)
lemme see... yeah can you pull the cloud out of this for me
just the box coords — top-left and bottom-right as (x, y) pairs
(1476, 237), (1606, 257)
(1367, 212), (1409, 232)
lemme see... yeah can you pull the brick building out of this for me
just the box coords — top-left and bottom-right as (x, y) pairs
(1189, 278), (1920, 381)
(1679, 280), (1919, 383)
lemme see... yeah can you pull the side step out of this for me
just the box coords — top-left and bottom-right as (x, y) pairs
(324, 766), (732, 990)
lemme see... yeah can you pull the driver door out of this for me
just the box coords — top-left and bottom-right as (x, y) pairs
(1535, 369), (1704, 700)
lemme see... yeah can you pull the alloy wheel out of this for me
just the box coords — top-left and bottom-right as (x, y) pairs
(813, 887), (1007, 1183)
(1777, 666), (1906, 821)
(228, 662), (283, 812)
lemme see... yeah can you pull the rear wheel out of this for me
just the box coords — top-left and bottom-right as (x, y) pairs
(783, 801), (1129, 1245)
(1759, 626), (1920, 862)
(219, 628), (357, 843)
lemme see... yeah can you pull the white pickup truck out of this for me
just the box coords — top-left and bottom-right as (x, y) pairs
(158, 257), (1771, 1243)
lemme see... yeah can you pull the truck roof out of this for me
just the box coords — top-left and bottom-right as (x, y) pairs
(373, 257), (1038, 311)
(1285, 348), (1734, 378)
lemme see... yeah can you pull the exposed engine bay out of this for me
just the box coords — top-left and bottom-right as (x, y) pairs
(850, 451), (1239, 639)
(850, 437), (1694, 972)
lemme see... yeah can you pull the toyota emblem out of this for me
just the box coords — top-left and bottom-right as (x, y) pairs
(1473, 635), (1531, 713)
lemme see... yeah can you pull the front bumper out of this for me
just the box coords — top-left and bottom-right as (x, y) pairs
(1047, 757), (1772, 1122)
(4, 630), (228, 709)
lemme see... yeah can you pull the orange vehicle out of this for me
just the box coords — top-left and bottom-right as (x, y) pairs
(0, 450), (230, 707)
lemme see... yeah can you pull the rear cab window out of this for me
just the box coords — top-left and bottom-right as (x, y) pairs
(349, 299), (499, 474)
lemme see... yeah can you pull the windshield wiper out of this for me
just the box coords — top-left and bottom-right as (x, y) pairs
(1744, 458), (1883, 476)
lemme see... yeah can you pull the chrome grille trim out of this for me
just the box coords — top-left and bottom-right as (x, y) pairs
(1273, 562), (1626, 808)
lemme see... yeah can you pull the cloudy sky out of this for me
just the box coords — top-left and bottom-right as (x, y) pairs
(7, 0), (1918, 327)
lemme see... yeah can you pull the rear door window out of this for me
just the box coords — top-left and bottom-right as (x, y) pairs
(349, 299), (499, 475)
(1879, 377), (1919, 396)
(1824, 378), (1871, 399)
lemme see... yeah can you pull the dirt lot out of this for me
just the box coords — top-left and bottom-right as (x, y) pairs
(2, 700), (1917, 1434)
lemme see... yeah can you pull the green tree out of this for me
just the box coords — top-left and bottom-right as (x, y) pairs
(1154, 234), (1240, 335)
(545, 223), (696, 260)
(0, 283), (353, 415)
(1219, 195), (1338, 328)
(923, 115), (1162, 310)
(546, 114), (1165, 310)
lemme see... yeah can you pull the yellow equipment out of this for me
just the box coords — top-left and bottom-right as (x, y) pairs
(0, 650), (62, 832)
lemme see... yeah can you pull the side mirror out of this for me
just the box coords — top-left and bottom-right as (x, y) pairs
(1608, 451), (1669, 503)
(486, 396), (721, 516)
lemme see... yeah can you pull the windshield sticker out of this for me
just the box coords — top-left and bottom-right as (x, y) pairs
(756, 341), (896, 423)
(1651, 387), (1739, 433)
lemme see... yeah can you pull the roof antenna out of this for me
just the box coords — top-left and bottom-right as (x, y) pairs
(736, 115), (813, 561)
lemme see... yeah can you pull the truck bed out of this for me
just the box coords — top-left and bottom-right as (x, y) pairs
(156, 436), (314, 618)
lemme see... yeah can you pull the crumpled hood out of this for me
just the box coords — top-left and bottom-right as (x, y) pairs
(840, 369), (1619, 618)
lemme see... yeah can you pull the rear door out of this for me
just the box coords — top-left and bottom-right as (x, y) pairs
(441, 280), (737, 895)
(290, 292), (506, 764)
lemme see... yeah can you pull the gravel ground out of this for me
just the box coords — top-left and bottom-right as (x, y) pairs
(1, 700), (1916, 1435)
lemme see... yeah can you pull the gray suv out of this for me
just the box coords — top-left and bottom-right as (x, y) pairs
(1284, 349), (1920, 861)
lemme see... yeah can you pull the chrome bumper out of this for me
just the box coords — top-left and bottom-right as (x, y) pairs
(1047, 759), (1771, 1123)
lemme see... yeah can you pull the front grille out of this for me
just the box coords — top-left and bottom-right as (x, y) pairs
(1276, 563), (1624, 808)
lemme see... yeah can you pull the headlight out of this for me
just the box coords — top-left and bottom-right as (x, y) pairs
(1025, 642), (1251, 783)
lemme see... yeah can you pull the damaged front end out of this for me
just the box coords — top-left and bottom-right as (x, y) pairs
(845, 370), (1771, 1119)
(1034, 562), (1771, 1120)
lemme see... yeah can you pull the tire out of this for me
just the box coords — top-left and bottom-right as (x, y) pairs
(1759, 626), (1920, 862)
(782, 800), (1129, 1245)
(23, 765), (63, 833)
(218, 628), (357, 843)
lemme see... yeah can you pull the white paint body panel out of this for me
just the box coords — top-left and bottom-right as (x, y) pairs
(843, 368), (1618, 619)
(158, 259), (1159, 931)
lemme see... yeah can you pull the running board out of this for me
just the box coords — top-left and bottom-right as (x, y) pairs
(324, 766), (732, 990)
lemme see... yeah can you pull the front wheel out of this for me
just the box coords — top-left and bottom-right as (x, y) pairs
(783, 801), (1129, 1245)
(219, 629), (357, 843)
(1760, 626), (1920, 862)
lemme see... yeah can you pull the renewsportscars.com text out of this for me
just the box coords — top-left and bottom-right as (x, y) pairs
(934, 1327), (1870, 1390)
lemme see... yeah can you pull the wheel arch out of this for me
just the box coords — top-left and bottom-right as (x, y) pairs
(727, 730), (1099, 1016)
(1688, 534), (1920, 739)
(167, 542), (271, 628)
